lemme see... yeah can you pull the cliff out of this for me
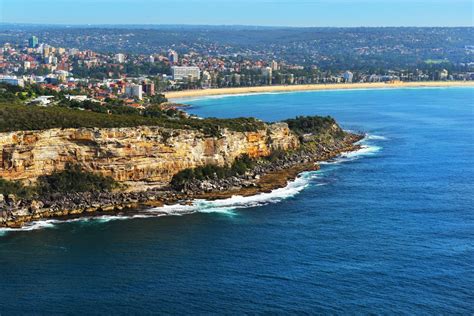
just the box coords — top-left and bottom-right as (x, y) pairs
(0, 123), (299, 189)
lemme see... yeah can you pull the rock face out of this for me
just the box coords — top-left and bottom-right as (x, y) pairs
(0, 123), (299, 188)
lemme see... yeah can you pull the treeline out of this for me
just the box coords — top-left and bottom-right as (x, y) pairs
(72, 61), (171, 79)
(0, 164), (116, 199)
(0, 103), (265, 135)
(0, 83), (59, 103)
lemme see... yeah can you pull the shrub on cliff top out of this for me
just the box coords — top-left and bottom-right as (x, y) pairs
(0, 103), (265, 134)
(284, 115), (344, 138)
(37, 164), (117, 194)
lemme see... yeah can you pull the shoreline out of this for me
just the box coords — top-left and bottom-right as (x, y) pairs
(0, 134), (363, 229)
(165, 81), (474, 100)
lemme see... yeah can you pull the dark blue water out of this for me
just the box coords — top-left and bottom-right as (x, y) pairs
(1, 87), (473, 314)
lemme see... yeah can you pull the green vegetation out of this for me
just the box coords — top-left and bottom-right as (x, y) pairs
(0, 83), (265, 135)
(0, 164), (118, 199)
(171, 154), (255, 189)
(0, 102), (265, 135)
(58, 99), (140, 116)
(284, 115), (344, 139)
(424, 59), (449, 65)
(0, 83), (59, 103)
(0, 178), (36, 199)
(37, 164), (117, 194)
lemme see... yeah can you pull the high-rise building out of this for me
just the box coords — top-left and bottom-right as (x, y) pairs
(168, 50), (179, 64)
(149, 55), (155, 63)
(125, 84), (143, 100)
(262, 67), (272, 77)
(142, 82), (155, 96)
(28, 36), (39, 48)
(43, 45), (51, 56)
(271, 60), (279, 71)
(171, 66), (201, 80)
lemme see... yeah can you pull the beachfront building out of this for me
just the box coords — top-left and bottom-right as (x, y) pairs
(271, 60), (279, 71)
(171, 66), (201, 81)
(125, 84), (143, 100)
(262, 67), (273, 84)
(343, 71), (354, 83)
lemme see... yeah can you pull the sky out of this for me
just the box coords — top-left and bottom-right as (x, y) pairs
(1, 0), (473, 27)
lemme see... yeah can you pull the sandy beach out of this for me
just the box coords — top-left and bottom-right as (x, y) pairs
(165, 81), (474, 99)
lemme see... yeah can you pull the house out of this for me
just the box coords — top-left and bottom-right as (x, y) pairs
(29, 96), (55, 106)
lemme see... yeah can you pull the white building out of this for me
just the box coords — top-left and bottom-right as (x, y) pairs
(271, 60), (279, 71)
(115, 53), (126, 64)
(171, 66), (201, 80)
(125, 84), (143, 100)
(343, 71), (354, 83)
(0, 76), (25, 87)
(65, 95), (89, 102)
(438, 69), (449, 80)
(29, 96), (54, 106)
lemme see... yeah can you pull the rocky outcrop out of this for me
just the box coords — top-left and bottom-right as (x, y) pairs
(0, 132), (362, 228)
(0, 119), (364, 228)
(0, 122), (299, 188)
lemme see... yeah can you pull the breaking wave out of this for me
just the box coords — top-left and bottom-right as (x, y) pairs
(0, 133), (384, 236)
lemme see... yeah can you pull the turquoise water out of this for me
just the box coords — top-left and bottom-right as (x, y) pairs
(1, 87), (473, 313)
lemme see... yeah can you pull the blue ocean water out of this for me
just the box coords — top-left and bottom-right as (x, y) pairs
(1, 87), (473, 314)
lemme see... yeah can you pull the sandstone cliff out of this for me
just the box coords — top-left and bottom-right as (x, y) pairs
(0, 123), (299, 188)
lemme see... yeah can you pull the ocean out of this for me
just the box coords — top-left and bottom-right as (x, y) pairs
(1, 87), (473, 313)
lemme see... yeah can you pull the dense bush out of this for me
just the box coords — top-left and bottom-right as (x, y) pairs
(1, 165), (118, 199)
(267, 149), (287, 162)
(0, 178), (35, 199)
(171, 154), (255, 189)
(284, 115), (345, 139)
(37, 164), (117, 194)
(0, 103), (265, 135)
(0, 83), (59, 103)
(59, 99), (140, 116)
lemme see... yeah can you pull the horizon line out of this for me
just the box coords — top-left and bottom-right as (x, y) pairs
(1, 22), (473, 29)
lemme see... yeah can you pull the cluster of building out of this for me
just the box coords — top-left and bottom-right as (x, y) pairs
(1, 35), (473, 104)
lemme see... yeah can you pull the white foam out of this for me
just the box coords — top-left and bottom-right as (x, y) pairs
(0, 219), (59, 236)
(366, 134), (388, 140)
(146, 172), (316, 216)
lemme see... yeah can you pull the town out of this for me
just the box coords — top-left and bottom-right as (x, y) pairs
(1, 26), (473, 109)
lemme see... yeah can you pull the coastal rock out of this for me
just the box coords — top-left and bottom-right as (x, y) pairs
(0, 124), (299, 188)
(29, 200), (44, 213)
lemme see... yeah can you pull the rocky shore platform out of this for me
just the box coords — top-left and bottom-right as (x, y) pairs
(0, 133), (363, 228)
